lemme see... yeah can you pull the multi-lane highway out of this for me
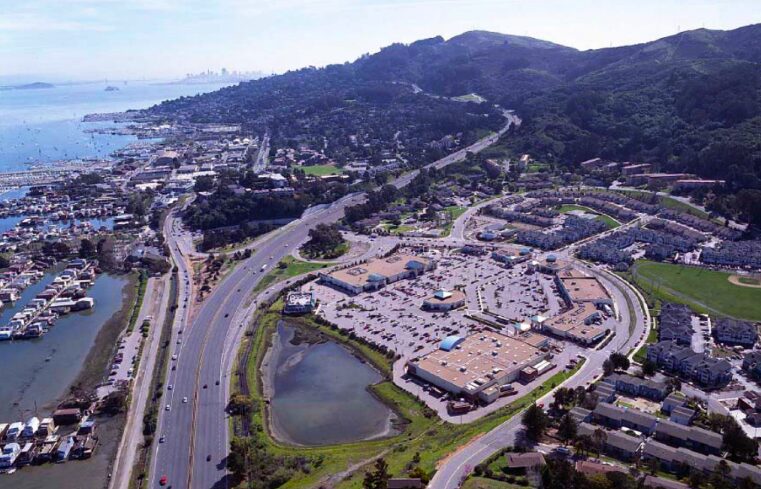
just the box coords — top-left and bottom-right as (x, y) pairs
(147, 114), (519, 489)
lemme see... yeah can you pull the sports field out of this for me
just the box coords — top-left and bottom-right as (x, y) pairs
(631, 260), (761, 321)
(302, 164), (343, 176)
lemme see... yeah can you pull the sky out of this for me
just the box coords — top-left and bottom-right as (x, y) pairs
(1, 0), (760, 81)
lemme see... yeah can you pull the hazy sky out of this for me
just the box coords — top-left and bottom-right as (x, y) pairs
(2, 0), (759, 81)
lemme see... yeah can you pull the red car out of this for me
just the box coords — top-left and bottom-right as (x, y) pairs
(159, 475), (168, 486)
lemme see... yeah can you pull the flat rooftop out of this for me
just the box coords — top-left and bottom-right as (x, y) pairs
(545, 302), (605, 341)
(327, 254), (431, 288)
(558, 269), (610, 302)
(413, 332), (545, 391)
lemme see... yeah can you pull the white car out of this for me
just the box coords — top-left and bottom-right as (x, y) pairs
(167, 384), (173, 391)
(182, 397), (188, 403)
(165, 404), (171, 411)
(172, 354), (178, 361)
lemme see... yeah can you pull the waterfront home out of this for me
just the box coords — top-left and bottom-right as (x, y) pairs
(4, 421), (24, 441)
(56, 435), (75, 462)
(21, 416), (40, 438)
(0, 443), (21, 468)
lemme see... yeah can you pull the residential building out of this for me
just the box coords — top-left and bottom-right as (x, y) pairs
(713, 318), (758, 347)
(669, 406), (696, 426)
(653, 419), (722, 455)
(661, 392), (686, 414)
(647, 341), (732, 388)
(604, 373), (669, 401)
(592, 403), (658, 435)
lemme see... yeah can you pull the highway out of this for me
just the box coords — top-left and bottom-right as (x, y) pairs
(148, 114), (519, 489)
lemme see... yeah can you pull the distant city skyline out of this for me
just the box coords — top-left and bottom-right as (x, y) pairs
(2, 0), (760, 81)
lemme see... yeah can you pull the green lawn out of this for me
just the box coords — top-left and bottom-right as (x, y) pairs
(442, 205), (468, 235)
(253, 256), (331, 293)
(557, 204), (620, 229)
(739, 277), (761, 286)
(462, 477), (527, 489)
(302, 164), (344, 176)
(630, 260), (761, 321)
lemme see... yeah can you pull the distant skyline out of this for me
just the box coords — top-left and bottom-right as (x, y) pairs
(2, 0), (760, 81)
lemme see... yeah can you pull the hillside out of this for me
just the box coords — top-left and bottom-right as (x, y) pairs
(147, 24), (761, 222)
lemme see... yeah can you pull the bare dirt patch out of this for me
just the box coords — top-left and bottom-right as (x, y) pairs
(728, 274), (761, 288)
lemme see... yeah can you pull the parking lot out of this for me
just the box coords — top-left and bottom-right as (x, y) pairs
(308, 246), (626, 420)
(313, 248), (586, 361)
(480, 263), (564, 320)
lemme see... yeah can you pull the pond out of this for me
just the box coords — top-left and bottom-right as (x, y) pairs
(265, 322), (396, 446)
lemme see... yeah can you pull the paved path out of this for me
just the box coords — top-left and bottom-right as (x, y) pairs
(109, 275), (171, 489)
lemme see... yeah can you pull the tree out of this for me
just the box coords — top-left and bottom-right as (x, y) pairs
(521, 403), (549, 442)
(603, 359), (614, 376)
(79, 238), (96, 259)
(574, 386), (587, 406)
(302, 223), (346, 258)
(228, 393), (253, 416)
(666, 377), (682, 392)
(557, 414), (578, 445)
(552, 387), (574, 411)
(101, 390), (127, 414)
(708, 460), (733, 489)
(722, 418), (758, 463)
(0, 254), (10, 269)
(363, 458), (390, 489)
(194, 175), (215, 192)
(609, 352), (630, 372)
(42, 240), (71, 259)
(592, 428), (607, 457)
(97, 236), (117, 271)
(641, 359), (656, 377)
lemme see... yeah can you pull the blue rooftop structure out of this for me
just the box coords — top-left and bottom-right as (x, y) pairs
(440, 335), (464, 351)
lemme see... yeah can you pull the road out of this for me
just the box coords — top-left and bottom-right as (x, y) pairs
(251, 133), (270, 174)
(148, 114), (519, 489)
(109, 275), (171, 489)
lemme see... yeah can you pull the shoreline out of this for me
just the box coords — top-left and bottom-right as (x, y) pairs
(4, 271), (137, 489)
(66, 271), (138, 398)
(259, 320), (398, 448)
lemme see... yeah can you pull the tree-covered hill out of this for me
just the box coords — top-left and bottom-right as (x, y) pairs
(148, 24), (761, 199)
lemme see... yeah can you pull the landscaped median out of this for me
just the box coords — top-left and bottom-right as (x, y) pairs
(229, 297), (586, 489)
(252, 256), (331, 294)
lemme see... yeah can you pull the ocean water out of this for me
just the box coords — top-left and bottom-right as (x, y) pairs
(0, 80), (232, 172)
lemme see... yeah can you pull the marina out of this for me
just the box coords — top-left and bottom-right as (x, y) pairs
(0, 259), (96, 341)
